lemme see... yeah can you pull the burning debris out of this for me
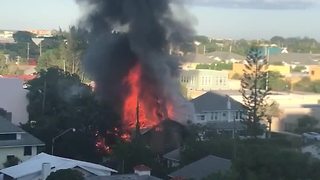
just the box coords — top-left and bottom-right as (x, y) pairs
(76, 0), (194, 131)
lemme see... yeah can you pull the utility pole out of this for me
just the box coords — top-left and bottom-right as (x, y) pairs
(135, 98), (141, 139)
(265, 46), (270, 91)
(27, 42), (30, 61)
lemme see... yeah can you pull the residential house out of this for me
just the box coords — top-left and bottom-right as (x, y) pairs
(141, 120), (187, 154)
(308, 65), (320, 81)
(163, 148), (180, 168)
(168, 155), (231, 180)
(0, 117), (44, 169)
(205, 51), (245, 63)
(190, 91), (244, 124)
(0, 152), (117, 180)
(0, 78), (29, 125)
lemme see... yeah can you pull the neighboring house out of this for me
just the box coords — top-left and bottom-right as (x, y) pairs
(269, 53), (319, 66)
(0, 153), (117, 180)
(0, 78), (29, 125)
(168, 155), (231, 180)
(0, 117), (44, 169)
(190, 91), (244, 124)
(205, 51), (245, 63)
(89, 165), (160, 180)
(163, 148), (180, 168)
(141, 120), (187, 154)
(180, 69), (229, 91)
(181, 53), (214, 70)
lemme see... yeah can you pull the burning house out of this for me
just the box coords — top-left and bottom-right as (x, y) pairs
(77, 0), (195, 136)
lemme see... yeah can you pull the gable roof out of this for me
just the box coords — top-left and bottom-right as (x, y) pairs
(169, 155), (231, 180)
(0, 153), (117, 179)
(205, 51), (245, 61)
(0, 117), (24, 133)
(269, 53), (319, 65)
(191, 91), (243, 113)
(183, 53), (213, 64)
(0, 117), (44, 148)
(163, 148), (180, 162)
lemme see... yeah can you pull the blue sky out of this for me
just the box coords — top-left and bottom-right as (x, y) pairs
(1, 0), (320, 40)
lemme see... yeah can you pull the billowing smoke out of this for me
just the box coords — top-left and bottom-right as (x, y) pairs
(76, 0), (194, 128)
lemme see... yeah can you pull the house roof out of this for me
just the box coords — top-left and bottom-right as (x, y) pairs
(183, 53), (213, 64)
(205, 51), (245, 61)
(191, 91), (243, 113)
(0, 117), (24, 133)
(269, 53), (319, 65)
(0, 153), (117, 179)
(0, 117), (44, 147)
(163, 148), (180, 162)
(0, 132), (44, 147)
(88, 174), (161, 180)
(169, 155), (231, 180)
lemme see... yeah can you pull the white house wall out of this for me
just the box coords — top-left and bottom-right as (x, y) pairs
(0, 146), (37, 169)
(0, 78), (28, 125)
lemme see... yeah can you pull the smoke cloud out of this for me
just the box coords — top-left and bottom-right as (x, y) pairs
(76, 0), (195, 125)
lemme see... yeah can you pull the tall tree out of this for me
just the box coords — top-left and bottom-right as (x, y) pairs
(240, 48), (270, 137)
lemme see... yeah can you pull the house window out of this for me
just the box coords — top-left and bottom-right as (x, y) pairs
(311, 71), (315, 75)
(215, 112), (218, 120)
(222, 112), (226, 117)
(0, 134), (16, 141)
(200, 115), (205, 121)
(24, 146), (32, 156)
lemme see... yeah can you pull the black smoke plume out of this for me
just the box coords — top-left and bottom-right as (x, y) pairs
(76, 0), (194, 125)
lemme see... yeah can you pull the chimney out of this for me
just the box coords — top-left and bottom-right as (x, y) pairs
(41, 163), (51, 180)
(134, 165), (151, 176)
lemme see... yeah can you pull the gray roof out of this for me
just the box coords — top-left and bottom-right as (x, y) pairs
(205, 51), (245, 61)
(191, 91), (243, 113)
(87, 174), (161, 180)
(269, 53), (320, 65)
(183, 53), (214, 64)
(0, 117), (44, 147)
(0, 117), (24, 133)
(163, 148), (180, 161)
(169, 155), (231, 180)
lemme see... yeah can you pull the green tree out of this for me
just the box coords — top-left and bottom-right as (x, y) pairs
(295, 115), (319, 133)
(240, 48), (270, 137)
(267, 71), (290, 91)
(23, 67), (121, 162)
(46, 169), (84, 180)
(3, 156), (20, 168)
(0, 52), (8, 74)
(37, 49), (64, 70)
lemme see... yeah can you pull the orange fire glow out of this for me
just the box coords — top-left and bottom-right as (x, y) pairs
(122, 63), (174, 129)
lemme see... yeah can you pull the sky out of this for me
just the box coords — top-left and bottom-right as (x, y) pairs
(1, 0), (320, 40)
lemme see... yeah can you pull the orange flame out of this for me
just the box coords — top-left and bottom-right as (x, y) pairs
(122, 63), (174, 129)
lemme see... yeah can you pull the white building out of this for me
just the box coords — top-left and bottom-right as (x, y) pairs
(0, 153), (117, 180)
(180, 69), (229, 91)
(0, 78), (29, 125)
(0, 117), (44, 169)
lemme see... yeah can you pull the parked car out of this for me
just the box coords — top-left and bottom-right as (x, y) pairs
(302, 132), (320, 141)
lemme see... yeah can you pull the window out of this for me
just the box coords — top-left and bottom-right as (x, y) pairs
(0, 134), (16, 141)
(311, 71), (315, 75)
(222, 112), (226, 117)
(200, 115), (205, 121)
(24, 146), (32, 156)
